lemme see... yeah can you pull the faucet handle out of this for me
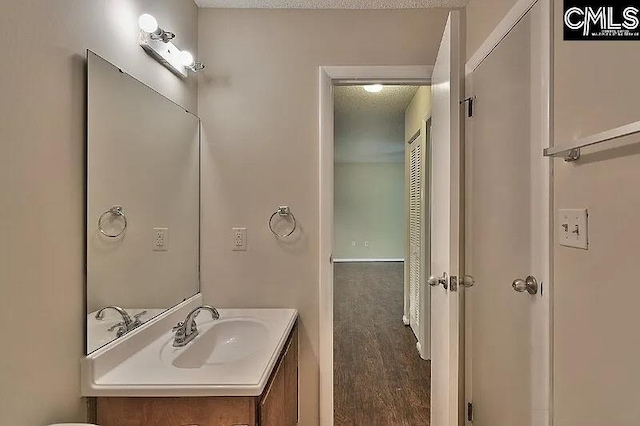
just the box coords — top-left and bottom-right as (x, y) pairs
(172, 321), (185, 333)
(133, 310), (148, 319)
(108, 322), (125, 332)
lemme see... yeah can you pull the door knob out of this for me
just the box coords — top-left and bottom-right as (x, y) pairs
(460, 275), (475, 288)
(428, 272), (448, 290)
(512, 276), (538, 295)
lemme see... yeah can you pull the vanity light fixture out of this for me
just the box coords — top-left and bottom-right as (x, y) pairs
(364, 84), (384, 93)
(179, 51), (205, 72)
(138, 14), (204, 78)
(138, 14), (175, 43)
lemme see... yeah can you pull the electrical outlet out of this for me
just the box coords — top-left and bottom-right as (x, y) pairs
(364, 241), (370, 248)
(559, 209), (588, 250)
(153, 228), (168, 251)
(233, 227), (247, 251)
(351, 241), (357, 247)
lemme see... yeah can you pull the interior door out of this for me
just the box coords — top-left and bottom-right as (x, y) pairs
(429, 11), (462, 426)
(465, 7), (539, 426)
(408, 136), (422, 340)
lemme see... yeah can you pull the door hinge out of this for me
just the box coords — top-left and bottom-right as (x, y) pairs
(461, 96), (475, 118)
(467, 402), (474, 422)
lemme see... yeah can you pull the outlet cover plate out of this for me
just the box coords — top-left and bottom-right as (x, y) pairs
(558, 209), (588, 250)
(153, 228), (169, 251)
(233, 227), (247, 251)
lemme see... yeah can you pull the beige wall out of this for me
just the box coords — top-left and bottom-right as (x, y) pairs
(0, 1), (198, 424)
(466, 0), (519, 59)
(552, 1), (640, 425)
(197, 8), (452, 425)
(334, 162), (405, 259)
(405, 86), (432, 142)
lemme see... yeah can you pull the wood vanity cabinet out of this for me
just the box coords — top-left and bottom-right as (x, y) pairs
(94, 323), (298, 426)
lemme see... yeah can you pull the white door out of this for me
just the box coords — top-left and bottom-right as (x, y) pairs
(465, 2), (549, 424)
(408, 136), (422, 340)
(430, 11), (462, 426)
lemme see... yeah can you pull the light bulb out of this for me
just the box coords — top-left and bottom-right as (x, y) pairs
(138, 14), (158, 33)
(364, 84), (383, 93)
(179, 51), (195, 67)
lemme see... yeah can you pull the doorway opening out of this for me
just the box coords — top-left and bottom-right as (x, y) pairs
(332, 84), (432, 425)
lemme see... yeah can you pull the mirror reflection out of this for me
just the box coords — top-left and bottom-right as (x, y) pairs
(86, 51), (200, 353)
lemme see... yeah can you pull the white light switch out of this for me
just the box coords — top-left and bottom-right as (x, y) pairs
(153, 228), (168, 251)
(364, 241), (369, 248)
(233, 227), (247, 251)
(351, 241), (357, 247)
(558, 209), (588, 250)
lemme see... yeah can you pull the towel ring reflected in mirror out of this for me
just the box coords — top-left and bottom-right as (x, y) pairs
(98, 205), (127, 238)
(269, 206), (297, 239)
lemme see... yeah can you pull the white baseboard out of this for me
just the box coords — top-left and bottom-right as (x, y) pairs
(333, 258), (404, 263)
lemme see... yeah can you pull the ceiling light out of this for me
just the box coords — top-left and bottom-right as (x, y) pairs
(364, 84), (383, 93)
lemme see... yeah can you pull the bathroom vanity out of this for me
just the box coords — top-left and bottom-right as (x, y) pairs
(83, 300), (299, 426)
(94, 323), (298, 426)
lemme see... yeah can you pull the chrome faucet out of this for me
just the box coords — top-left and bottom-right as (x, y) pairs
(95, 306), (145, 337)
(172, 305), (220, 347)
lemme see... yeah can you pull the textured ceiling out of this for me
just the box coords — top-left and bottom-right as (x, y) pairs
(334, 85), (422, 163)
(195, 0), (467, 8)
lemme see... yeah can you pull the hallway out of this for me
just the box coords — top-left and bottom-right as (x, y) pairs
(334, 262), (431, 426)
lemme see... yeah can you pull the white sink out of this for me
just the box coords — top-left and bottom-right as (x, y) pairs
(82, 296), (298, 397)
(167, 317), (269, 369)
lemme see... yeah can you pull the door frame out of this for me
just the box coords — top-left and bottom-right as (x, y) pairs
(463, 0), (553, 424)
(319, 65), (432, 426)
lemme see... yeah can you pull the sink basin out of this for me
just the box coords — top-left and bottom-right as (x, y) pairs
(82, 301), (298, 397)
(168, 317), (269, 369)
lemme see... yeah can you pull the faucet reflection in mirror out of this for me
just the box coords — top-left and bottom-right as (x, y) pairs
(86, 51), (200, 354)
(94, 306), (146, 337)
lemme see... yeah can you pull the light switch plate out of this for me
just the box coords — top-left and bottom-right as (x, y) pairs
(558, 209), (588, 250)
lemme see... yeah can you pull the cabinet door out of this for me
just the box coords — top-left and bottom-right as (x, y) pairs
(259, 357), (286, 426)
(97, 396), (256, 426)
(284, 327), (298, 425)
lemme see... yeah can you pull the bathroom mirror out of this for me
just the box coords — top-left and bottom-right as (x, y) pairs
(86, 51), (200, 353)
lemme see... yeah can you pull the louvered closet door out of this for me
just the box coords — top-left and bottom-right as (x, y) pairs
(409, 138), (422, 339)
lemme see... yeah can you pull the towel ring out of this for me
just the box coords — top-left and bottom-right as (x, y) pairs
(98, 205), (127, 238)
(269, 206), (297, 239)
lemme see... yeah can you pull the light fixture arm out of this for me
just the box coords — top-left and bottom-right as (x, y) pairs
(150, 28), (175, 43)
(187, 61), (205, 72)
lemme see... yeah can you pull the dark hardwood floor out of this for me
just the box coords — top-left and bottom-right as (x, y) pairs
(334, 262), (431, 426)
